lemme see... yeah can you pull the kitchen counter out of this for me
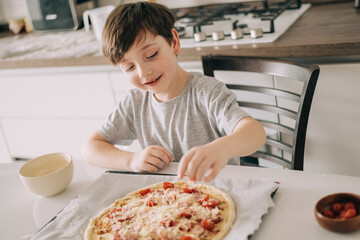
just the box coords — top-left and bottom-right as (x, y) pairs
(0, 1), (359, 69)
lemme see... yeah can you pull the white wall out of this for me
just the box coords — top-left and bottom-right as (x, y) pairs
(304, 63), (360, 177)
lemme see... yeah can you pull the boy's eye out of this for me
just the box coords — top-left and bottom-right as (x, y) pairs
(146, 51), (158, 59)
(125, 65), (134, 72)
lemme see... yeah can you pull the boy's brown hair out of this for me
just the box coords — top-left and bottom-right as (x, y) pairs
(102, 1), (176, 65)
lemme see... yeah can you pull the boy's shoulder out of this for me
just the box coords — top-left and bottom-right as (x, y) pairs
(117, 87), (150, 104)
(189, 72), (225, 91)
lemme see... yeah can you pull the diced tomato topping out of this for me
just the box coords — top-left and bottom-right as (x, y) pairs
(212, 215), (222, 224)
(201, 219), (215, 231)
(344, 202), (355, 210)
(146, 199), (157, 207)
(197, 194), (209, 204)
(161, 218), (175, 227)
(202, 198), (221, 208)
(180, 236), (195, 240)
(182, 184), (196, 193)
(340, 208), (357, 219)
(332, 203), (343, 213)
(179, 208), (192, 218)
(163, 182), (175, 190)
(139, 188), (151, 196)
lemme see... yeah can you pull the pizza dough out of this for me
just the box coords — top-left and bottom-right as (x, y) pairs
(84, 181), (236, 240)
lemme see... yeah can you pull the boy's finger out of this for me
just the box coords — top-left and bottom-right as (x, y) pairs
(195, 159), (213, 182)
(186, 153), (204, 181)
(143, 163), (160, 172)
(177, 151), (195, 179)
(146, 156), (164, 169)
(152, 146), (173, 166)
(204, 166), (220, 182)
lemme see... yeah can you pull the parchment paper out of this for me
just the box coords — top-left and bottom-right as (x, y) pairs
(31, 172), (278, 240)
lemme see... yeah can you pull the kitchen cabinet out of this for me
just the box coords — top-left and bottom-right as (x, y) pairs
(0, 69), (116, 161)
(0, 123), (11, 163)
(0, 72), (114, 118)
(1, 118), (101, 160)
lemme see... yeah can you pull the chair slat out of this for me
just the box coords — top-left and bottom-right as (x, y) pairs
(265, 139), (293, 153)
(251, 152), (292, 169)
(237, 102), (298, 119)
(260, 121), (295, 136)
(227, 84), (301, 102)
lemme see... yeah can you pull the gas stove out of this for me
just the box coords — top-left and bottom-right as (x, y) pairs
(171, 0), (310, 48)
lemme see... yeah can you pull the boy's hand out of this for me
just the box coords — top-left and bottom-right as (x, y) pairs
(177, 143), (229, 182)
(130, 145), (174, 172)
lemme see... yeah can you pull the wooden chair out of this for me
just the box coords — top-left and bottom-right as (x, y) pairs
(202, 55), (320, 170)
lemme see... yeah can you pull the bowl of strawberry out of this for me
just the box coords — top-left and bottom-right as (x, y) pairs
(315, 193), (360, 233)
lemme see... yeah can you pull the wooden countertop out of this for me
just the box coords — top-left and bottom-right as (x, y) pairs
(1, 1), (359, 69)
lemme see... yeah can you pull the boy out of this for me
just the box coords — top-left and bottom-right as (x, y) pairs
(81, 1), (266, 182)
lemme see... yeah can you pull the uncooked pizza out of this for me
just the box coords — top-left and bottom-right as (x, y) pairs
(84, 181), (236, 240)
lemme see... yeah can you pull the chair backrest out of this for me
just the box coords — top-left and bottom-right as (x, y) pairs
(202, 55), (320, 170)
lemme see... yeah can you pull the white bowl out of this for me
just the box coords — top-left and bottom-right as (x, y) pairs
(19, 153), (74, 197)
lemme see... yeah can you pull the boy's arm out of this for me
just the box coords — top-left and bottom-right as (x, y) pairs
(177, 116), (266, 182)
(81, 131), (174, 172)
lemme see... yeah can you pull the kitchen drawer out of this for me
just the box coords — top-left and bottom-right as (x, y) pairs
(1, 118), (102, 160)
(0, 72), (115, 118)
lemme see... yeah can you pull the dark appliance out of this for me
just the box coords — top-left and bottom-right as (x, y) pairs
(26, 0), (93, 31)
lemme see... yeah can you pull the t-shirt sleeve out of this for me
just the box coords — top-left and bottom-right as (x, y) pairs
(207, 81), (250, 135)
(98, 92), (137, 145)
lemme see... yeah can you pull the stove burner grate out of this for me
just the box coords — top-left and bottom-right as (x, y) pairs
(173, 0), (302, 39)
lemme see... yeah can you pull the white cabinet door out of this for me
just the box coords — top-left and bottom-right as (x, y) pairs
(109, 71), (135, 102)
(0, 70), (116, 160)
(0, 122), (12, 163)
(1, 118), (102, 160)
(0, 72), (115, 118)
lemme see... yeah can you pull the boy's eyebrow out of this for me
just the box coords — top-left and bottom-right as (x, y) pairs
(141, 42), (157, 50)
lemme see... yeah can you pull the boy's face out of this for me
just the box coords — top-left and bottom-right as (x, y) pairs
(118, 29), (182, 101)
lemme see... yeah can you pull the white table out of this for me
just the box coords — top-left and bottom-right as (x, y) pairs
(1, 160), (360, 240)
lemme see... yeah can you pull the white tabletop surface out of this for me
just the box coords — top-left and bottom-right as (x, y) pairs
(1, 160), (360, 240)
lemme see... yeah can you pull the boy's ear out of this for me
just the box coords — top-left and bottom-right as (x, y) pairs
(171, 28), (181, 55)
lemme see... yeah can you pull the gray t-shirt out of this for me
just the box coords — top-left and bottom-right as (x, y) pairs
(99, 72), (249, 165)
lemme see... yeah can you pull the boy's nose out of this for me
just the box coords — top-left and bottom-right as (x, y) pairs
(138, 64), (153, 79)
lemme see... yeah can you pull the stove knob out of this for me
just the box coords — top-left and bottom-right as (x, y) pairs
(194, 32), (206, 42)
(250, 28), (263, 39)
(231, 29), (243, 40)
(212, 31), (224, 41)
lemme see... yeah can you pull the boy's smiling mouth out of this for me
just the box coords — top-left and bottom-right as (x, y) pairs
(144, 74), (162, 86)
